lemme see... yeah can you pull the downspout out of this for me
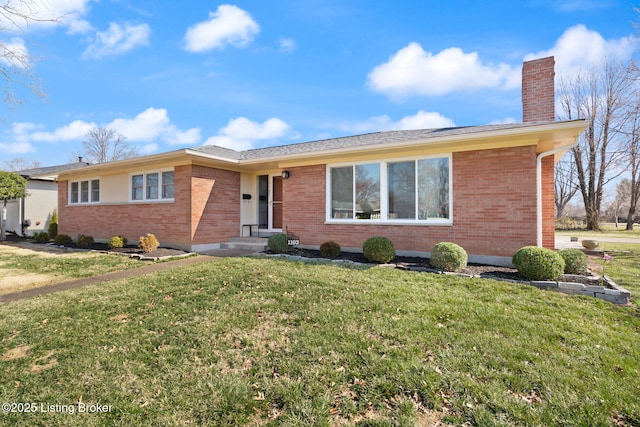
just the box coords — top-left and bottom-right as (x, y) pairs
(536, 141), (580, 247)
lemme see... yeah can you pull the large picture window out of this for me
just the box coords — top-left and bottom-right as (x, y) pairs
(69, 179), (100, 205)
(328, 155), (450, 224)
(330, 163), (381, 220)
(131, 170), (174, 202)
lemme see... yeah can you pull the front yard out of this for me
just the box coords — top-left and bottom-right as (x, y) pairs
(0, 250), (638, 426)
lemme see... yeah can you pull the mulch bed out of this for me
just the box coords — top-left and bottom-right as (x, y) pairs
(281, 248), (601, 286)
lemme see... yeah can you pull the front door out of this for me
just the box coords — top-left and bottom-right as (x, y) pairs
(257, 175), (283, 231)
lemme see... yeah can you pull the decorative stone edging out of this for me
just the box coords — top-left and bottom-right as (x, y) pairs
(261, 253), (631, 305)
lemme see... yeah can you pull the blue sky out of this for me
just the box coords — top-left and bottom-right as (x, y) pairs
(0, 0), (637, 167)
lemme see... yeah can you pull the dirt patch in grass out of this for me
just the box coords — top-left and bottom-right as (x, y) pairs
(0, 270), (58, 295)
(1, 344), (31, 361)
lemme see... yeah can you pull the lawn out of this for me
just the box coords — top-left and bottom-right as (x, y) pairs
(0, 255), (638, 426)
(556, 222), (640, 239)
(0, 242), (146, 295)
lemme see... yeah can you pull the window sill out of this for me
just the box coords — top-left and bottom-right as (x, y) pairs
(325, 219), (452, 226)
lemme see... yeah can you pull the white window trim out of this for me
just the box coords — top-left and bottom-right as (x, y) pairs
(129, 169), (175, 203)
(325, 154), (453, 226)
(69, 178), (101, 205)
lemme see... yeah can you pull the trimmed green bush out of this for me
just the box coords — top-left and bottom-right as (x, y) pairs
(108, 235), (128, 249)
(512, 246), (565, 281)
(48, 210), (58, 239)
(53, 234), (73, 246)
(431, 242), (468, 272)
(32, 231), (50, 243)
(320, 241), (341, 258)
(77, 234), (95, 248)
(362, 236), (395, 264)
(268, 233), (289, 253)
(559, 248), (589, 274)
(139, 233), (160, 253)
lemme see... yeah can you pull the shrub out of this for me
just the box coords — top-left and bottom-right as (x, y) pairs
(108, 235), (128, 249)
(32, 231), (50, 243)
(53, 234), (73, 246)
(362, 236), (395, 264)
(320, 241), (341, 258)
(76, 234), (95, 248)
(559, 248), (589, 275)
(431, 242), (468, 272)
(512, 246), (565, 281)
(139, 233), (160, 253)
(268, 233), (289, 253)
(48, 210), (58, 239)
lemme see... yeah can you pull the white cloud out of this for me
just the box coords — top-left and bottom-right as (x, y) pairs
(339, 110), (456, 134)
(109, 108), (201, 145)
(82, 22), (151, 59)
(0, 141), (34, 154)
(31, 120), (95, 142)
(525, 24), (636, 79)
(204, 117), (291, 150)
(279, 38), (296, 53)
(0, 37), (29, 68)
(184, 4), (259, 52)
(0, 0), (92, 34)
(367, 43), (520, 99)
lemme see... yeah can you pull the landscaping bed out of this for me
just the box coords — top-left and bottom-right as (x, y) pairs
(267, 248), (631, 304)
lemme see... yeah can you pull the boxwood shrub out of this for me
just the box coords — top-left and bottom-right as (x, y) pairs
(77, 234), (95, 248)
(319, 241), (341, 258)
(268, 233), (289, 253)
(362, 236), (395, 263)
(32, 231), (50, 243)
(559, 248), (589, 274)
(431, 242), (468, 272)
(108, 235), (128, 249)
(53, 234), (73, 246)
(512, 246), (565, 281)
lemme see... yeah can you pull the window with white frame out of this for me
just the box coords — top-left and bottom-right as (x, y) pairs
(327, 155), (451, 224)
(69, 179), (100, 204)
(131, 170), (174, 202)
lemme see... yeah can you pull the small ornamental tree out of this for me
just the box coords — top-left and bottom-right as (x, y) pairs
(0, 171), (27, 241)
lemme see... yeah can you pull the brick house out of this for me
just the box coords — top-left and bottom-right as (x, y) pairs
(56, 56), (587, 266)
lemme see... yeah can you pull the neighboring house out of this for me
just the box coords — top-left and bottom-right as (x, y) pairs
(56, 57), (588, 266)
(5, 161), (89, 236)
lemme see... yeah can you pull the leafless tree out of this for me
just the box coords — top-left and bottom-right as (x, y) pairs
(554, 158), (579, 219)
(82, 127), (138, 164)
(622, 90), (640, 229)
(557, 61), (632, 230)
(2, 157), (41, 171)
(0, 1), (58, 110)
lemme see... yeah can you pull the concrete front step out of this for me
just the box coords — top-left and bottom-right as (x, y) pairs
(221, 237), (269, 251)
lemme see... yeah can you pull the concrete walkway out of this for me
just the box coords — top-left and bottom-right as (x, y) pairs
(555, 235), (640, 250)
(0, 251), (254, 304)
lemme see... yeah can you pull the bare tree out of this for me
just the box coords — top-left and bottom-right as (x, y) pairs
(557, 61), (632, 230)
(623, 91), (640, 229)
(0, 1), (58, 109)
(82, 127), (138, 164)
(606, 179), (631, 227)
(2, 157), (41, 171)
(554, 158), (579, 219)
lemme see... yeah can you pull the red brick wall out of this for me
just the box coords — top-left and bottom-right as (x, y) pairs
(190, 165), (240, 245)
(58, 164), (240, 249)
(541, 156), (555, 249)
(282, 146), (539, 258)
(522, 56), (555, 122)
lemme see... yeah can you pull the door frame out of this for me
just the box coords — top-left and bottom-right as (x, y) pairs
(257, 174), (283, 232)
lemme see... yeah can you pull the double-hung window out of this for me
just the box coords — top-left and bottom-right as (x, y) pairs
(131, 170), (174, 202)
(327, 155), (451, 224)
(69, 179), (100, 204)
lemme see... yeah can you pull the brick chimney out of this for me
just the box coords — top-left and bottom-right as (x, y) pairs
(522, 56), (555, 122)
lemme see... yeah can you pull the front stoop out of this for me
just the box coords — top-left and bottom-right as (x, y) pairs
(221, 237), (269, 252)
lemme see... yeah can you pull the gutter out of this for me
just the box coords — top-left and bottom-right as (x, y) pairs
(536, 140), (580, 247)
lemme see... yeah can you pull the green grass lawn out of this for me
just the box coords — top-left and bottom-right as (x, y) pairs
(556, 222), (640, 239)
(1, 256), (638, 426)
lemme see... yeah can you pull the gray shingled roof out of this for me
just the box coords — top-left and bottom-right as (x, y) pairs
(190, 121), (558, 160)
(16, 162), (91, 179)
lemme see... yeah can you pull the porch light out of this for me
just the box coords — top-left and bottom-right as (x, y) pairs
(281, 170), (290, 179)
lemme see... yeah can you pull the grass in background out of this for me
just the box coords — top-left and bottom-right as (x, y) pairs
(556, 223), (640, 239)
(1, 257), (638, 426)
